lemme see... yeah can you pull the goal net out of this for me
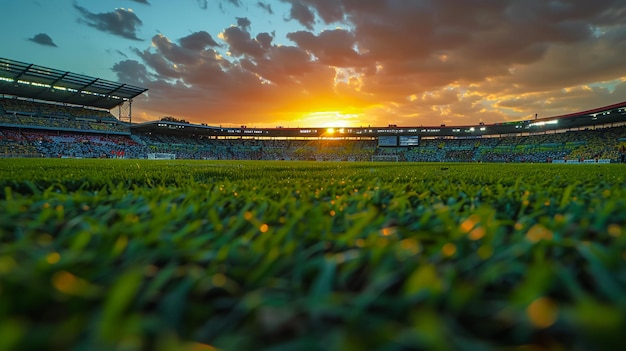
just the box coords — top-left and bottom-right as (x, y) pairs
(147, 153), (176, 160)
(371, 155), (399, 162)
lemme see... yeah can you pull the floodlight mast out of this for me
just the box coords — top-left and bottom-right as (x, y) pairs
(118, 99), (132, 124)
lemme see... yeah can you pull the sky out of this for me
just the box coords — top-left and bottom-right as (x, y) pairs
(2, 0), (626, 128)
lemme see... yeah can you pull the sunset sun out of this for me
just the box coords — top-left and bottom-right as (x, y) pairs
(301, 111), (362, 129)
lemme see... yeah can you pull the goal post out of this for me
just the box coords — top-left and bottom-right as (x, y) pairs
(147, 153), (176, 160)
(371, 155), (399, 162)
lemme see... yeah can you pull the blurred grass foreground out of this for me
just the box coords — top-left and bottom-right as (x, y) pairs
(1, 159), (625, 350)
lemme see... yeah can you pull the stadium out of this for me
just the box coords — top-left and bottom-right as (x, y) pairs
(2, 58), (626, 163)
(2, 58), (626, 351)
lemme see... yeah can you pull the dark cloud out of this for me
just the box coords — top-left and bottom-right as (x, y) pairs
(106, 49), (128, 58)
(113, 29), (339, 125)
(179, 31), (220, 51)
(126, 0), (150, 5)
(115, 0), (626, 126)
(299, 0), (626, 107)
(490, 31), (626, 95)
(241, 45), (314, 85)
(28, 33), (57, 47)
(150, 34), (202, 66)
(74, 4), (143, 41)
(129, 32), (232, 86)
(221, 26), (266, 58)
(285, 1), (316, 30)
(132, 46), (181, 80)
(236, 17), (251, 31)
(135, 33), (226, 78)
(256, 32), (273, 49)
(225, 0), (242, 6)
(197, 0), (208, 10)
(257, 2), (273, 15)
(287, 29), (364, 67)
(300, 0), (344, 24)
(112, 59), (152, 85)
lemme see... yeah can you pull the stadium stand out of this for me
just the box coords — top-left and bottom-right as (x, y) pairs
(2, 97), (626, 161)
(2, 57), (626, 162)
(2, 103), (626, 162)
(0, 129), (143, 158)
(0, 98), (130, 134)
(129, 124), (626, 163)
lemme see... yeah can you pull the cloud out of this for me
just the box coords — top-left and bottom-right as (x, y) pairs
(28, 33), (57, 47)
(178, 31), (220, 51)
(241, 45), (316, 85)
(106, 48), (129, 58)
(112, 59), (152, 85)
(133, 32), (227, 80)
(132, 45), (181, 80)
(301, 0), (344, 24)
(287, 29), (365, 67)
(236, 17), (251, 31)
(225, 0), (242, 6)
(257, 2), (273, 15)
(115, 50), (128, 58)
(220, 26), (266, 58)
(284, 1), (316, 30)
(113, 29), (342, 125)
(313, 0), (626, 106)
(74, 4), (143, 41)
(255, 32), (273, 49)
(197, 0), (208, 10)
(114, 0), (626, 127)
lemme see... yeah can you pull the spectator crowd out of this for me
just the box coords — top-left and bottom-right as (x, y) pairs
(2, 97), (626, 162)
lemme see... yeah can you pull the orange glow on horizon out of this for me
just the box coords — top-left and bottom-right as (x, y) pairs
(300, 111), (363, 129)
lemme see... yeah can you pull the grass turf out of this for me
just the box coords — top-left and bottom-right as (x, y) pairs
(1, 159), (625, 350)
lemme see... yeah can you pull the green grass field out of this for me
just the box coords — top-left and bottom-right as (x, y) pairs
(1, 159), (625, 350)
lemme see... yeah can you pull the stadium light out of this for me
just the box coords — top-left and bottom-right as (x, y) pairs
(529, 120), (558, 127)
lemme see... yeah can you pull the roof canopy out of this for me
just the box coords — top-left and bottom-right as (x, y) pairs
(0, 57), (147, 110)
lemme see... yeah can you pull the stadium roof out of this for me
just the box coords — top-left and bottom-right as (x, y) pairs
(131, 101), (626, 138)
(0, 57), (147, 110)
